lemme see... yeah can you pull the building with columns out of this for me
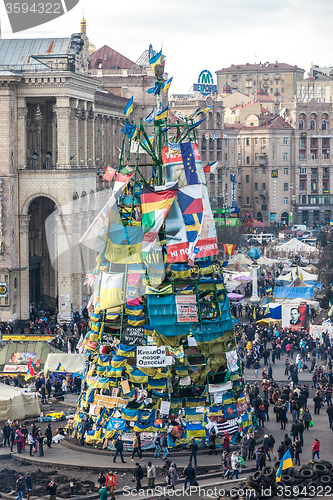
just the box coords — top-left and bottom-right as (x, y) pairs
(0, 32), (131, 322)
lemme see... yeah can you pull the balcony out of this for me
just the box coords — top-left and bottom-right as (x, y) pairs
(259, 189), (266, 196)
(274, 91), (280, 96)
(323, 189), (330, 194)
(310, 158), (319, 164)
(311, 174), (318, 179)
(274, 74), (280, 80)
(263, 83), (269, 88)
(246, 76), (252, 81)
(323, 159), (330, 164)
(259, 156), (267, 165)
(231, 75), (238, 81)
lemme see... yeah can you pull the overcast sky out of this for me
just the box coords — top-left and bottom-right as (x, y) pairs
(1, 0), (333, 93)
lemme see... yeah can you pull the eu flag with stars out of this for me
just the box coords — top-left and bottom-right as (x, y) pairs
(180, 142), (199, 185)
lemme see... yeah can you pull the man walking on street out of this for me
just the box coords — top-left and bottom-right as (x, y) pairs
(326, 404), (333, 428)
(45, 423), (52, 448)
(14, 475), (23, 500)
(183, 462), (196, 491)
(113, 436), (126, 463)
(25, 473), (33, 500)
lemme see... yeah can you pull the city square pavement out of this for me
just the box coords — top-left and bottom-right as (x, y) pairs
(5, 347), (333, 499)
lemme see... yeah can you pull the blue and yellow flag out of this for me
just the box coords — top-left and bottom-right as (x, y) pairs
(276, 449), (293, 482)
(329, 301), (333, 317)
(155, 106), (169, 121)
(147, 83), (161, 96)
(264, 303), (270, 316)
(124, 96), (134, 116)
(162, 77), (173, 93)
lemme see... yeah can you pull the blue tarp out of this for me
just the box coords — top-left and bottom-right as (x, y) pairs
(147, 292), (233, 341)
(273, 286), (314, 299)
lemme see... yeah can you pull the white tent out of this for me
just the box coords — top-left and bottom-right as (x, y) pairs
(277, 266), (318, 282)
(257, 256), (279, 266)
(44, 353), (85, 374)
(276, 238), (318, 254)
(228, 254), (252, 265)
(0, 383), (40, 422)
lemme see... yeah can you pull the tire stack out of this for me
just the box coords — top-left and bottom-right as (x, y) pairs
(241, 460), (333, 499)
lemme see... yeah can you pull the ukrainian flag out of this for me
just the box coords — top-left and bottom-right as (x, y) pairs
(124, 96), (133, 116)
(162, 77), (173, 93)
(276, 449), (293, 482)
(155, 106), (169, 121)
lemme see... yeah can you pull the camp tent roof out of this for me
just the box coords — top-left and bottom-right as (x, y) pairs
(0, 382), (40, 421)
(228, 254), (252, 265)
(276, 238), (318, 253)
(44, 353), (85, 374)
(288, 277), (310, 287)
(256, 256), (279, 266)
(0, 342), (62, 371)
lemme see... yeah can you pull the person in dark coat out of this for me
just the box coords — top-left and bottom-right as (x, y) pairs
(326, 404), (333, 428)
(293, 437), (302, 465)
(25, 473), (33, 500)
(248, 433), (256, 460)
(208, 430), (217, 455)
(133, 463), (144, 492)
(279, 404), (287, 430)
(37, 429), (44, 456)
(189, 438), (198, 466)
(284, 433), (292, 449)
(113, 436), (126, 463)
(313, 393), (323, 415)
(45, 424), (52, 448)
(3, 422), (10, 446)
(277, 441), (286, 460)
(15, 475), (23, 500)
(183, 462), (196, 491)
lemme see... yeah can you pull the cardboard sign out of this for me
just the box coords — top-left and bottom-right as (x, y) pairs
(160, 400), (171, 416)
(121, 326), (145, 346)
(175, 295), (198, 323)
(136, 346), (166, 367)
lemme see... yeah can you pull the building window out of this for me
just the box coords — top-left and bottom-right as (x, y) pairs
(283, 138), (288, 145)
(270, 88), (273, 93)
(299, 181), (305, 190)
(238, 182), (241, 190)
(238, 153), (241, 162)
(255, 197), (258, 205)
(255, 138), (258, 145)
(246, 175), (249, 183)
(238, 138), (241, 146)
(238, 196), (242, 204)
(224, 138), (228, 146)
(281, 87), (284, 93)
(255, 183), (258, 190)
(284, 167), (289, 175)
(262, 167), (266, 175)
(255, 167), (258, 175)
(262, 138), (266, 146)
(238, 167), (241, 175)
(224, 153), (228, 161)
(299, 119), (304, 130)
(299, 153), (305, 160)
(300, 167), (307, 174)
(246, 156), (250, 164)
(246, 138), (250, 146)
(310, 119), (316, 130)
(283, 153), (288, 160)
(246, 197), (250, 204)
(255, 153), (258, 161)
(284, 183), (288, 191)
(322, 119), (327, 130)
(283, 197), (288, 205)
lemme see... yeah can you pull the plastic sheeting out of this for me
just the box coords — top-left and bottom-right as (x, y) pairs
(274, 286), (314, 300)
(44, 353), (85, 374)
(0, 382), (40, 421)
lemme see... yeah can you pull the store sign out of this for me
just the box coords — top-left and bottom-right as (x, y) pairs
(175, 295), (199, 323)
(271, 170), (278, 178)
(204, 132), (227, 140)
(136, 346), (166, 367)
(193, 70), (217, 96)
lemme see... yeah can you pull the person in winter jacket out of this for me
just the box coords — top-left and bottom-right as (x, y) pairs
(105, 470), (117, 500)
(3, 422), (10, 447)
(131, 433), (141, 461)
(15, 428), (24, 454)
(293, 437), (302, 465)
(25, 473), (33, 500)
(248, 433), (256, 460)
(222, 451), (231, 478)
(302, 408), (312, 430)
(183, 462), (196, 490)
(208, 430), (217, 455)
(168, 463), (178, 490)
(45, 424), (52, 448)
(154, 431), (161, 458)
(222, 431), (230, 453)
(147, 461), (156, 489)
(313, 393), (323, 415)
(189, 438), (198, 466)
(113, 436), (126, 463)
(312, 438), (320, 460)
(162, 433), (168, 459)
(15, 475), (23, 500)
(28, 432), (35, 457)
(263, 434), (271, 461)
(277, 441), (286, 460)
(326, 404), (333, 428)
(268, 434), (276, 459)
(240, 435), (249, 461)
(230, 451), (241, 479)
(133, 463), (144, 492)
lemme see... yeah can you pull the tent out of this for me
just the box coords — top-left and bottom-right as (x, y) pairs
(274, 286), (314, 300)
(277, 267), (318, 282)
(261, 302), (281, 319)
(256, 256), (279, 266)
(0, 342), (62, 374)
(44, 353), (85, 374)
(228, 254), (252, 265)
(276, 238), (318, 254)
(0, 383), (40, 421)
(228, 293), (244, 300)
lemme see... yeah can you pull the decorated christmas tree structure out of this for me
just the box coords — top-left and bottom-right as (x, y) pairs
(71, 47), (253, 449)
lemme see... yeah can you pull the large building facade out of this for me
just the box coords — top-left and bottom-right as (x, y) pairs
(216, 62), (304, 112)
(0, 33), (131, 322)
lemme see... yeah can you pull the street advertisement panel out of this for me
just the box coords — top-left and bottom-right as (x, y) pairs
(282, 303), (307, 330)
